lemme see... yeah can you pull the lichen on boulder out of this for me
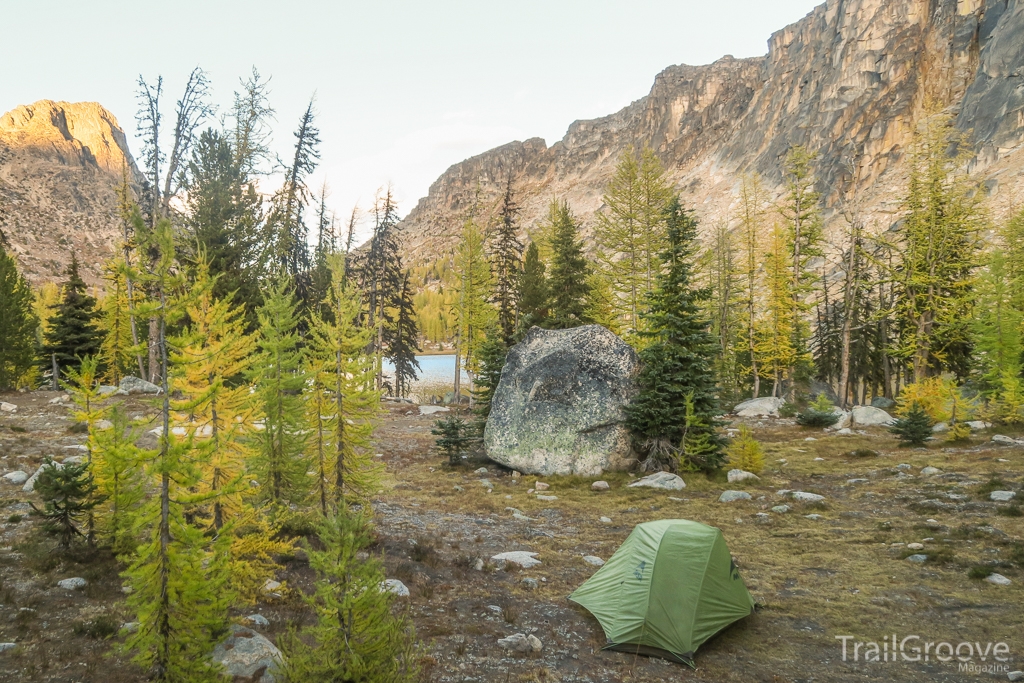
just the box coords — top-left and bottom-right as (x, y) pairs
(484, 325), (638, 476)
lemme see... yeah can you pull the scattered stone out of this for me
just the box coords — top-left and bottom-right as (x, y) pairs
(805, 437), (818, 442)
(906, 543), (924, 550)
(48, 395), (70, 404)
(484, 325), (639, 475)
(896, 464), (912, 470)
(966, 420), (992, 430)
(719, 490), (752, 503)
(992, 435), (1020, 445)
(479, 479), (493, 488)
(521, 577), (539, 590)
(120, 622), (139, 633)
(582, 555), (605, 566)
(491, 551), (541, 569)
(94, 419), (113, 430)
(591, 480), (610, 491)
(453, 485), (463, 492)
(58, 577), (87, 590)
(245, 614), (270, 627)
(727, 469), (760, 483)
(382, 579), (410, 597)
(986, 573), (1012, 586)
(771, 505), (790, 514)
(536, 494), (558, 501)
(419, 405), (449, 415)
(805, 514), (824, 521)
(871, 396), (897, 410)
(534, 482), (550, 491)
(497, 633), (543, 653)
(754, 512), (771, 523)
(932, 422), (949, 433)
(0, 402), (16, 413)
(211, 625), (282, 683)
(836, 428), (854, 435)
(627, 472), (685, 491)
(599, 516), (612, 524)
(262, 579), (282, 597)
(733, 397), (784, 417)
(831, 410), (852, 430)
(792, 491), (825, 503)
(851, 406), (895, 426)
(474, 467), (489, 474)
(920, 466), (942, 476)
(813, 457), (824, 461)
(0, 643), (15, 652)
(990, 491), (1016, 502)
(119, 376), (162, 395)
(1008, 671), (1024, 681)
(96, 385), (119, 396)
(2, 471), (28, 485)
(847, 478), (869, 484)
(906, 554), (928, 563)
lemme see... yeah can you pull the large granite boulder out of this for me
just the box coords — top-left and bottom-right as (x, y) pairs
(211, 625), (282, 682)
(484, 325), (638, 476)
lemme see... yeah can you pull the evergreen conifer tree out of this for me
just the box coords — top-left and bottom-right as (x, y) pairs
(277, 510), (419, 683)
(41, 255), (104, 379)
(471, 328), (507, 431)
(890, 402), (933, 446)
(0, 241), (38, 390)
(545, 201), (592, 330)
(626, 198), (723, 471)
(250, 276), (310, 506)
(385, 271), (421, 398)
(432, 414), (472, 467)
(31, 459), (101, 550)
(516, 241), (548, 334)
(491, 178), (524, 345)
(359, 189), (405, 391)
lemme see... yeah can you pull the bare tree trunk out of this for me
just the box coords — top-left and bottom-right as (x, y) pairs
(837, 214), (861, 410)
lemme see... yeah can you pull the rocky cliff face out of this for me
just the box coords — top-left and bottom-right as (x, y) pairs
(399, 0), (1024, 266)
(0, 100), (140, 286)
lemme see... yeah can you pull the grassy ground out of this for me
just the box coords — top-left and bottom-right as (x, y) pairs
(0, 392), (1021, 682)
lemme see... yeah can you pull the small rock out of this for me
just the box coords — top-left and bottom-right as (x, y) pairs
(491, 551), (541, 569)
(119, 376), (162, 395)
(805, 437), (818, 442)
(479, 479), (493, 488)
(771, 505), (790, 513)
(473, 558), (484, 571)
(211, 624), (282, 683)
(474, 467), (489, 474)
(805, 514), (824, 520)
(906, 554), (928, 563)
(536, 494), (558, 501)
(94, 419), (113, 430)
(966, 420), (991, 430)
(497, 633), (542, 653)
(896, 464), (912, 470)
(0, 402), (16, 413)
(727, 469), (760, 483)
(1008, 671), (1023, 681)
(599, 516), (612, 524)
(2, 471), (28, 485)
(521, 577), (538, 590)
(813, 457), (824, 461)
(591, 480), (610, 491)
(847, 478), (868, 484)
(96, 385), (119, 396)
(986, 573), (1012, 586)
(0, 643), (15, 652)
(58, 577), (87, 590)
(453, 485), (464, 492)
(719, 490), (752, 503)
(836, 428), (854, 435)
(49, 395), (70, 404)
(419, 405), (449, 415)
(733, 397), (784, 417)
(382, 579), (410, 597)
(511, 471), (521, 479)
(534, 482), (550, 491)
(792, 491), (825, 503)
(582, 555), (604, 566)
(906, 543), (924, 550)
(245, 614), (270, 627)
(262, 579), (282, 595)
(920, 466), (942, 476)
(851, 405), (895, 426)
(120, 622), (139, 633)
(62, 455), (85, 465)
(990, 491), (1016, 502)
(992, 435), (1019, 445)
(931, 422), (949, 433)
(754, 512), (771, 523)
(627, 472), (685, 491)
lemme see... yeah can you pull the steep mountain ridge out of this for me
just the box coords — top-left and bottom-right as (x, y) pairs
(399, 0), (1024, 266)
(0, 100), (139, 286)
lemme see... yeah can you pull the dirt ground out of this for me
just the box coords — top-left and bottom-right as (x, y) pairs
(0, 390), (1022, 682)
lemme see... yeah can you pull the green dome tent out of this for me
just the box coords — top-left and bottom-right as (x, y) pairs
(569, 519), (754, 667)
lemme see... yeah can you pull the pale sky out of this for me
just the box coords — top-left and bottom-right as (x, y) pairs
(2, 0), (821, 242)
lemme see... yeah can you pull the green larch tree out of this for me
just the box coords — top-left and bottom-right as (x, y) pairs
(452, 215), (495, 396)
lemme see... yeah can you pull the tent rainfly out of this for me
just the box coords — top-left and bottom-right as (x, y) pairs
(569, 519), (754, 667)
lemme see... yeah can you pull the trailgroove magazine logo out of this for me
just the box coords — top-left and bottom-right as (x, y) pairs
(836, 635), (1011, 673)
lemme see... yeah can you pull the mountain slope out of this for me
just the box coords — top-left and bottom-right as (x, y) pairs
(398, 0), (1024, 266)
(0, 100), (140, 286)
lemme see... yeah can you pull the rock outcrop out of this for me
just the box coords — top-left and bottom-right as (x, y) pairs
(0, 100), (141, 286)
(398, 0), (1024, 270)
(484, 325), (638, 476)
